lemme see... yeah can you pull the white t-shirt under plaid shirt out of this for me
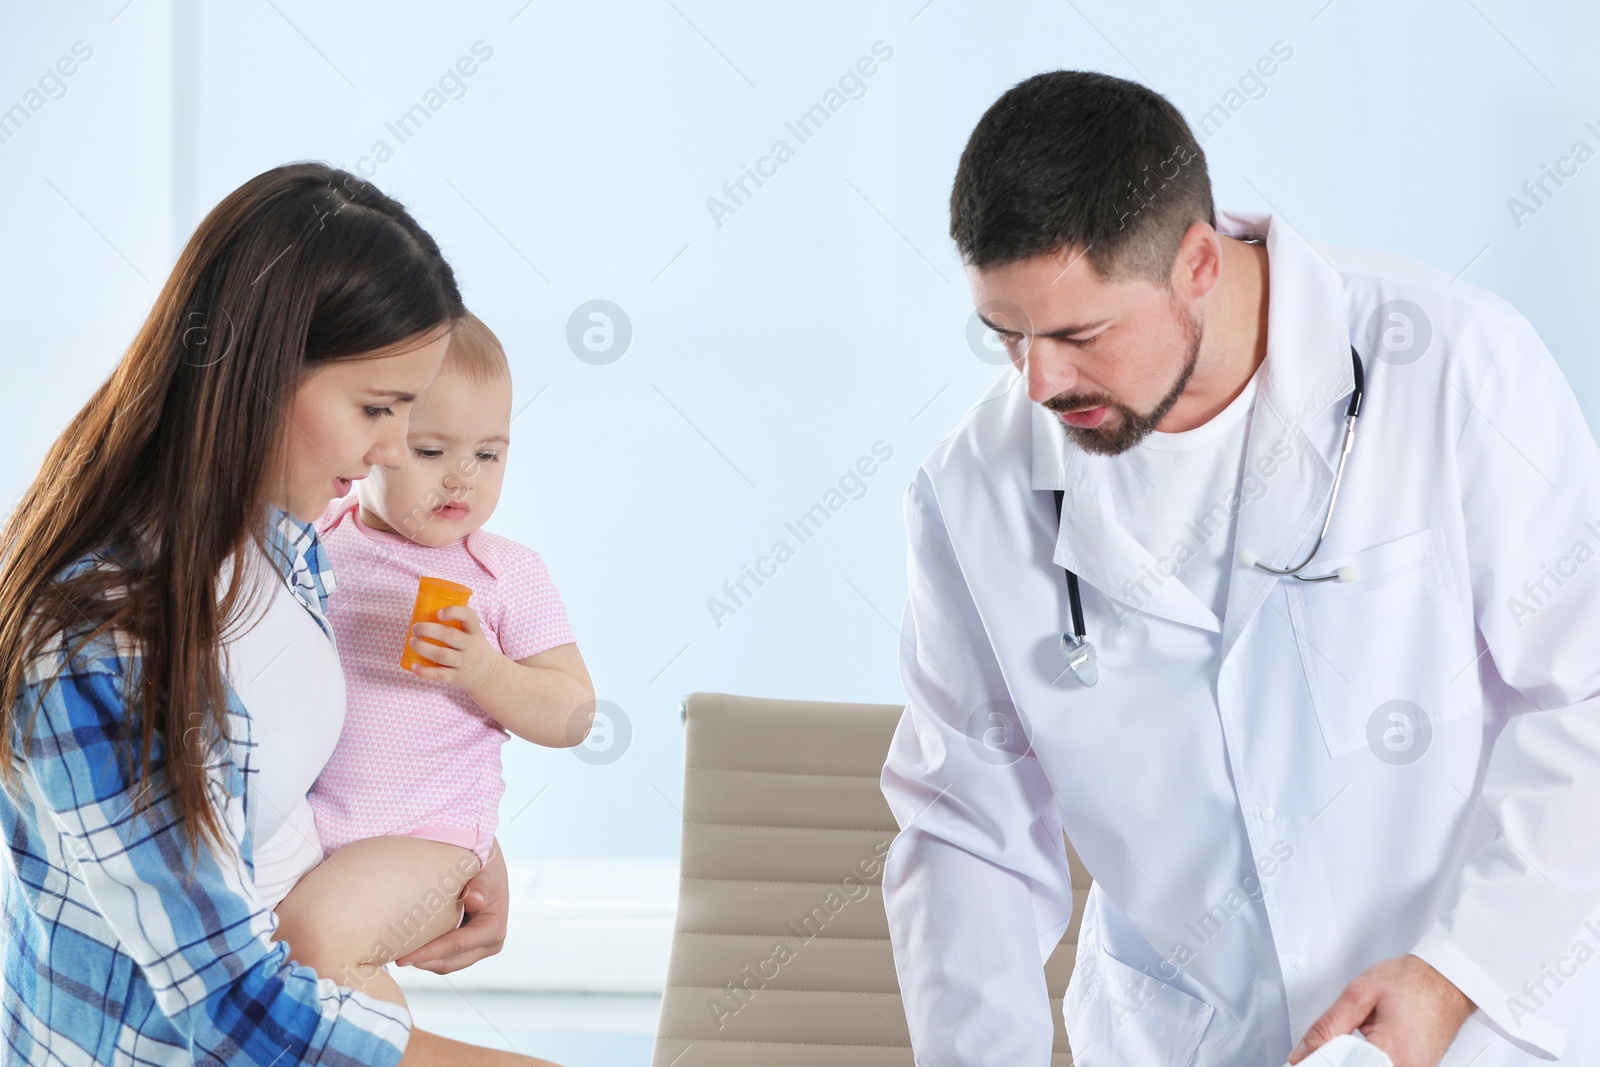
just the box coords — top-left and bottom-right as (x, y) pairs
(307, 495), (576, 865)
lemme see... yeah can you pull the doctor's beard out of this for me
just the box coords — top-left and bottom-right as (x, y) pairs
(1044, 297), (1203, 457)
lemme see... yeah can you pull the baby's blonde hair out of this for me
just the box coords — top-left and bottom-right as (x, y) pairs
(443, 311), (510, 383)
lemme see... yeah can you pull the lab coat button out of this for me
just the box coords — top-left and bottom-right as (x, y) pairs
(1295, 957), (1310, 973)
(1260, 806), (1276, 822)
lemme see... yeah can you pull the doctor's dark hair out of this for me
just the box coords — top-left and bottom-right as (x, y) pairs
(0, 162), (465, 859)
(950, 71), (1215, 284)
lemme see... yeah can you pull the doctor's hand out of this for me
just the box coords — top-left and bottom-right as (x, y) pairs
(1287, 955), (1476, 1067)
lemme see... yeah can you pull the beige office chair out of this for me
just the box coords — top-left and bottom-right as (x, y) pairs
(652, 692), (1089, 1066)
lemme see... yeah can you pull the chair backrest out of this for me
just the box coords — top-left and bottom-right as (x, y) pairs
(652, 692), (1089, 1066)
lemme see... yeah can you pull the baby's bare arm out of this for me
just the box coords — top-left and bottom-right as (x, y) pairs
(404, 604), (596, 747)
(272, 835), (481, 1006)
(473, 641), (595, 746)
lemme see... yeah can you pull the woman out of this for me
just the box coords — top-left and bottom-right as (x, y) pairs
(0, 163), (560, 1066)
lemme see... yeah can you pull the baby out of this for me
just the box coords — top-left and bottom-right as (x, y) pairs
(269, 312), (595, 1007)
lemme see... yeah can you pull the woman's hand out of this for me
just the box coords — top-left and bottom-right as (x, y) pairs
(408, 605), (504, 694)
(394, 839), (509, 974)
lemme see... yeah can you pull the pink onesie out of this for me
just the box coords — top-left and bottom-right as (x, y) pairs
(308, 495), (576, 864)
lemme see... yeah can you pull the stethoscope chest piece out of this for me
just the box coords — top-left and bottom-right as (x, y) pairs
(1052, 488), (1099, 688)
(1060, 632), (1098, 687)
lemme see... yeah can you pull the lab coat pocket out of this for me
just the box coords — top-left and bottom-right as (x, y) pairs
(1062, 944), (1216, 1067)
(1285, 528), (1479, 760)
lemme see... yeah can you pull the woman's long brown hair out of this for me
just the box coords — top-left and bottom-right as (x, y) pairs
(0, 163), (464, 856)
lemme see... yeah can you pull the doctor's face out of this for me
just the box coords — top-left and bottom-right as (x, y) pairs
(969, 235), (1212, 456)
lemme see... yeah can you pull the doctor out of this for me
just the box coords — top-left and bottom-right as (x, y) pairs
(881, 70), (1600, 1067)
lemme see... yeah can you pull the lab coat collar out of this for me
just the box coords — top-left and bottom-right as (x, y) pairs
(1030, 210), (1354, 637)
(317, 493), (505, 579)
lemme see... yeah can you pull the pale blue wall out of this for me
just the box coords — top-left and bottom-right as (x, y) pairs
(3, 0), (1595, 863)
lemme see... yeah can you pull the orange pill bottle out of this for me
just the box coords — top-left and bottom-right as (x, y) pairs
(400, 576), (474, 671)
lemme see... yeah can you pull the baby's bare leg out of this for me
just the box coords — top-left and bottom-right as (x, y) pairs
(272, 835), (483, 1008)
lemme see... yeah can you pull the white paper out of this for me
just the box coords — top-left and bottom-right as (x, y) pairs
(1285, 1033), (1395, 1067)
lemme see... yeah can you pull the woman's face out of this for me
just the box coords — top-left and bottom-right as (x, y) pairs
(275, 329), (451, 523)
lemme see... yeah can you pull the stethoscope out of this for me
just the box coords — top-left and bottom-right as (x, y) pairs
(1053, 346), (1365, 687)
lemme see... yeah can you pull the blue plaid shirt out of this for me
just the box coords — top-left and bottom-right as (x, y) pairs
(1, 507), (410, 1065)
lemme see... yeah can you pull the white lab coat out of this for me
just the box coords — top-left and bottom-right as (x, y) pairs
(881, 209), (1600, 1066)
